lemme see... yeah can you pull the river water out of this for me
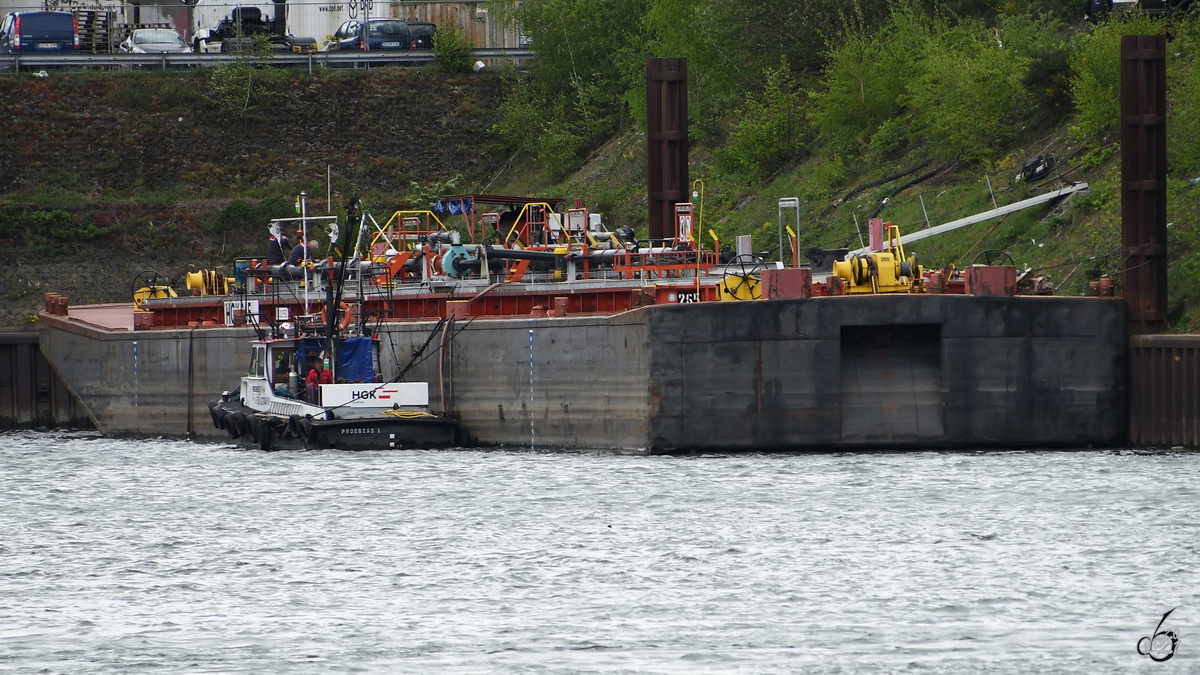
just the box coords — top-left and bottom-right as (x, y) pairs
(0, 431), (1196, 674)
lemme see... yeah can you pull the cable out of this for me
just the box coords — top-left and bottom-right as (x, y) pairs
(380, 410), (436, 419)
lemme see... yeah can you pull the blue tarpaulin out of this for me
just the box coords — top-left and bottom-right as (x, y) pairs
(337, 337), (376, 383)
(294, 337), (376, 383)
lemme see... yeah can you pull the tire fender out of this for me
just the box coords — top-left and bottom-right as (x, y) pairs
(228, 411), (244, 439)
(287, 414), (302, 438)
(299, 418), (318, 446)
(257, 419), (273, 451)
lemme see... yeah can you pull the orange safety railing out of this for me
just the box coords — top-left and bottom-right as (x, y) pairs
(502, 202), (589, 249)
(611, 249), (719, 280)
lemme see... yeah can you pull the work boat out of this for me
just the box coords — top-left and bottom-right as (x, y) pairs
(208, 334), (466, 451)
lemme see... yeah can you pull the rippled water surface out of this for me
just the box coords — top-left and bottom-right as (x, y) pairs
(1, 432), (1197, 673)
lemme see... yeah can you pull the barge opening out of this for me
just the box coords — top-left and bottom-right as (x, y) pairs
(840, 324), (944, 444)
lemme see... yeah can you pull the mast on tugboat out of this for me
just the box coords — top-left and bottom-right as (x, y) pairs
(324, 195), (361, 382)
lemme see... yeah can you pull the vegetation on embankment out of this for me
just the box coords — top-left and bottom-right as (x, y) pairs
(0, 67), (509, 329)
(4, 0), (1200, 333)
(488, 0), (1200, 330)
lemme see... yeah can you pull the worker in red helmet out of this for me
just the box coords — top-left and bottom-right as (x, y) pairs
(305, 359), (332, 402)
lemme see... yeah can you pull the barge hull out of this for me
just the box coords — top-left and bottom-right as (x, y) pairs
(40, 295), (1126, 452)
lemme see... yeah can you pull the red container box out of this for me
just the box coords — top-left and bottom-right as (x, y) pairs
(965, 266), (1016, 297)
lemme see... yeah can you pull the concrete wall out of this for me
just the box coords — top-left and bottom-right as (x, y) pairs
(646, 295), (1126, 451)
(39, 316), (252, 439)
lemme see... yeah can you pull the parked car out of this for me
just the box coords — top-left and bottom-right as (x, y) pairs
(119, 28), (191, 54)
(329, 19), (413, 51)
(0, 11), (79, 54)
(408, 21), (435, 49)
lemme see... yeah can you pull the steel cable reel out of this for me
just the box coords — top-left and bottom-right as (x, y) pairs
(723, 254), (764, 300)
(971, 249), (1015, 267)
(131, 270), (176, 308)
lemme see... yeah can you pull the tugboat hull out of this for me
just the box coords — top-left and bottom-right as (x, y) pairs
(209, 400), (466, 451)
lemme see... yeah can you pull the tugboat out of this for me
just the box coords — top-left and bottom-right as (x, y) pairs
(207, 333), (466, 450)
(206, 195), (467, 451)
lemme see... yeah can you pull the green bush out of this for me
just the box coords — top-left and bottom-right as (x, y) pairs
(1169, 20), (1200, 176)
(717, 60), (808, 182)
(811, 3), (935, 154)
(491, 0), (646, 173)
(638, 0), (891, 141)
(906, 22), (1032, 162)
(490, 74), (596, 179)
(0, 208), (111, 247)
(433, 20), (474, 73)
(207, 36), (289, 120)
(868, 117), (908, 156)
(815, 5), (1065, 163)
(1069, 13), (1163, 139)
(208, 198), (289, 247)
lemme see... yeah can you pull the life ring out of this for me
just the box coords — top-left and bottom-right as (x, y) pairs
(321, 302), (353, 332)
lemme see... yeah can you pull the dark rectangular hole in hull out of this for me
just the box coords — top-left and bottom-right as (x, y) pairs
(840, 324), (944, 444)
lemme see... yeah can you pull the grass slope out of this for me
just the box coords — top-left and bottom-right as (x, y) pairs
(0, 68), (508, 330)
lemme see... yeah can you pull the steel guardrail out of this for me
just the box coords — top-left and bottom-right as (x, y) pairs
(0, 48), (533, 72)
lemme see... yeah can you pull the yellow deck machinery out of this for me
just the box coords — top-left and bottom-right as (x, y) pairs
(832, 223), (924, 294)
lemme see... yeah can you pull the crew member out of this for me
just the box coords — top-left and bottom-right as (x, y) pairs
(266, 232), (290, 265)
(305, 360), (332, 402)
(306, 360), (333, 386)
(288, 240), (320, 267)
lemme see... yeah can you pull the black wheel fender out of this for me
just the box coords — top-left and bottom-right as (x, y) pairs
(228, 411), (244, 439)
(257, 419), (273, 451)
(288, 414), (303, 439)
(299, 417), (318, 445)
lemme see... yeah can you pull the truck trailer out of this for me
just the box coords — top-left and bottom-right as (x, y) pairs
(191, 0), (346, 53)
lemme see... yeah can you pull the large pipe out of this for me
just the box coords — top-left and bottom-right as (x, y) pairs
(447, 245), (699, 276)
(271, 259), (373, 279)
(472, 245), (680, 262)
(451, 257), (508, 274)
(477, 247), (560, 263)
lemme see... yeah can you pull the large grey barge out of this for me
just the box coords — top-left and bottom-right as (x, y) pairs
(38, 288), (1125, 452)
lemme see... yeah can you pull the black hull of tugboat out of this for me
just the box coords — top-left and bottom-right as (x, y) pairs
(208, 400), (467, 451)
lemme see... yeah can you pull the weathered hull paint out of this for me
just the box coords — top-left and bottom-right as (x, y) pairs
(39, 295), (1126, 452)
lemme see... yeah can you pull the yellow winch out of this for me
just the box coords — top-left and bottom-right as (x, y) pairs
(185, 269), (231, 297)
(832, 223), (923, 294)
